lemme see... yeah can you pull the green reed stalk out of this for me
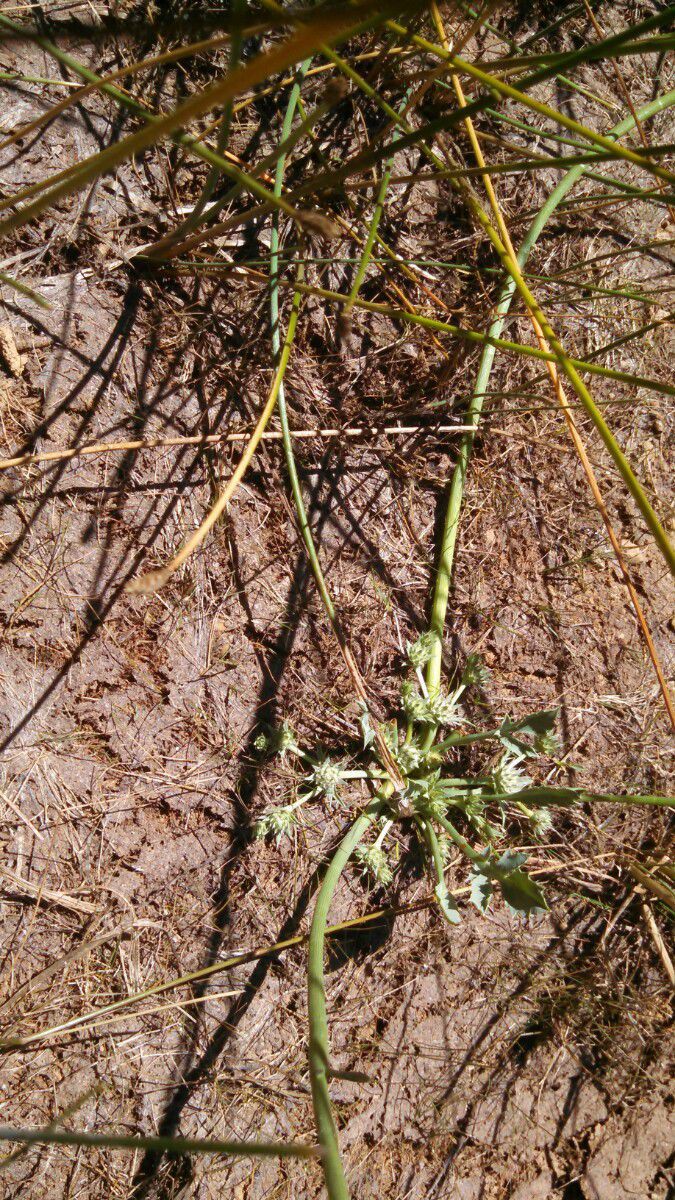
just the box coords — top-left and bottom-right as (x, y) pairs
(425, 88), (675, 697)
(0, 1126), (318, 1161)
(307, 805), (382, 1200)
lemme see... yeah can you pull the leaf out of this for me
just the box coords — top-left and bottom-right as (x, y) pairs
(434, 880), (461, 925)
(513, 709), (559, 738)
(499, 869), (548, 917)
(469, 871), (493, 914)
(498, 709), (558, 758)
(358, 701), (375, 750)
(495, 849), (528, 874)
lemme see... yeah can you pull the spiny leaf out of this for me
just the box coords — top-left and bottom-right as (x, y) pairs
(469, 871), (493, 914)
(434, 879), (461, 925)
(358, 701), (375, 750)
(499, 870), (548, 917)
(495, 849), (528, 873)
(498, 709), (559, 757)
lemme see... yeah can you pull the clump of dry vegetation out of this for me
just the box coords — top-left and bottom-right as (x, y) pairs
(0, 1), (673, 1197)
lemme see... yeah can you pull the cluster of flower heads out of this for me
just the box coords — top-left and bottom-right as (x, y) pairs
(492, 755), (532, 796)
(297, 755), (345, 804)
(252, 640), (562, 897)
(253, 721), (299, 758)
(400, 682), (464, 728)
(253, 805), (298, 844)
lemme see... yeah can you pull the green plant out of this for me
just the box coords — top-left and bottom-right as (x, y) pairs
(1, 1), (674, 1194)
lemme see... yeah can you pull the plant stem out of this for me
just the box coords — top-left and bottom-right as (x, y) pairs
(285, 281), (675, 399)
(436, 813), (484, 865)
(424, 88), (675, 698)
(308, 805), (381, 1200)
(0, 1125), (318, 1160)
(582, 792), (675, 809)
(127, 278), (303, 594)
(374, 818), (394, 849)
(419, 817), (460, 925)
(0, 1), (393, 245)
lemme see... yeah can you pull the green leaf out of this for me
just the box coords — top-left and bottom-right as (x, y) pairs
(498, 709), (558, 758)
(358, 701), (375, 750)
(499, 870), (548, 917)
(469, 871), (493, 913)
(434, 880), (461, 925)
(495, 849), (528, 873)
(469, 849), (547, 917)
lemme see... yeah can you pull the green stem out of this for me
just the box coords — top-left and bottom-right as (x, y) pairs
(436, 813), (484, 865)
(385, 20), (675, 186)
(287, 280), (675, 398)
(419, 817), (460, 925)
(0, 893), (424, 1053)
(0, 1125), (317, 1160)
(308, 805), (381, 1200)
(582, 791), (675, 809)
(168, 0), (246, 242)
(0, 2), (386, 246)
(269, 65), (342, 633)
(344, 159), (394, 314)
(435, 728), (499, 750)
(267, 76), (394, 1193)
(485, 789), (674, 808)
(424, 88), (675, 698)
(453, 175), (675, 575)
(154, 81), (347, 260)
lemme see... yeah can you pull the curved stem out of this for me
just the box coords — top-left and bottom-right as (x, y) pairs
(286, 280), (675, 398)
(418, 817), (460, 925)
(424, 87), (675, 699)
(308, 805), (381, 1200)
(126, 281), (303, 594)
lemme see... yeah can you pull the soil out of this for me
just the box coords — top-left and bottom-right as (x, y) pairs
(0, 4), (673, 1199)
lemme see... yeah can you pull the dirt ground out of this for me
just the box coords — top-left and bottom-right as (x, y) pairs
(0, 3), (673, 1198)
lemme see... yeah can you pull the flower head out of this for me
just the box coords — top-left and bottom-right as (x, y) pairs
(401, 683), (463, 728)
(429, 691), (463, 727)
(307, 755), (344, 804)
(396, 741), (423, 775)
(529, 807), (554, 839)
(534, 730), (561, 757)
(461, 653), (490, 688)
(354, 844), (393, 886)
(407, 771), (448, 820)
(255, 722), (300, 759)
(492, 755), (531, 795)
(407, 631), (437, 669)
(254, 806), (298, 843)
(401, 681), (428, 722)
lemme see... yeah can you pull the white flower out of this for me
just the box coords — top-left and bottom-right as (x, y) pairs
(492, 755), (531, 795)
(254, 806), (298, 843)
(397, 742), (423, 774)
(255, 722), (300, 758)
(407, 631), (437, 669)
(354, 844), (393, 885)
(308, 756), (344, 803)
(461, 653), (490, 688)
(529, 808), (554, 839)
